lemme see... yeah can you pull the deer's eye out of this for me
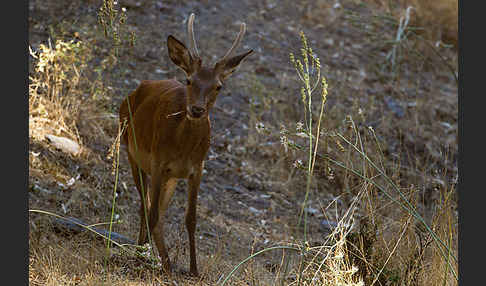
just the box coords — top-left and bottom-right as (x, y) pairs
(215, 85), (222, 91)
(185, 79), (191, 85)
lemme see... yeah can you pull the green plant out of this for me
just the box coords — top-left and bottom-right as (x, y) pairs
(221, 31), (354, 286)
(288, 31), (328, 243)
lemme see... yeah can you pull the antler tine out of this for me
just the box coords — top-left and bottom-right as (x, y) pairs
(187, 13), (200, 59)
(221, 22), (246, 62)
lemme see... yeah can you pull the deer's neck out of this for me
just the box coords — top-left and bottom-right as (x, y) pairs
(162, 83), (212, 147)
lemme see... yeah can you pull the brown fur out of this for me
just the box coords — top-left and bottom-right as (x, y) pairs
(118, 14), (252, 276)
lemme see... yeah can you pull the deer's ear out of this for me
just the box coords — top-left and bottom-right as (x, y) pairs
(167, 35), (199, 76)
(215, 49), (253, 80)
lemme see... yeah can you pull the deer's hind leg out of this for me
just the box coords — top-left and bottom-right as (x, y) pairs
(128, 153), (150, 245)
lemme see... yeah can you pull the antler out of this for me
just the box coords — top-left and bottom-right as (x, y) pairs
(220, 22), (246, 62)
(187, 13), (200, 59)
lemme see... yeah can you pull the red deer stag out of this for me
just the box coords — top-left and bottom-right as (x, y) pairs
(119, 13), (253, 276)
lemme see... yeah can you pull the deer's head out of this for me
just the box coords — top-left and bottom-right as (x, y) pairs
(167, 13), (253, 120)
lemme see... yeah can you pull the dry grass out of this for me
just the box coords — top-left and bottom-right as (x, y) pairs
(29, 39), (87, 144)
(370, 0), (458, 46)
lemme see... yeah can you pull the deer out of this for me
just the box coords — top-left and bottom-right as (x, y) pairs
(118, 13), (253, 276)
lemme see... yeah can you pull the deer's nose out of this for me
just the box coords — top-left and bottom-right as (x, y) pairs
(190, 106), (205, 118)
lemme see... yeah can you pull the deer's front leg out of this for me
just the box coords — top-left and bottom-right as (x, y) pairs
(186, 164), (202, 276)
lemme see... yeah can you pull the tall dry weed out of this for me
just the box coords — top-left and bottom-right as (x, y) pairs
(372, 0), (458, 46)
(29, 39), (92, 143)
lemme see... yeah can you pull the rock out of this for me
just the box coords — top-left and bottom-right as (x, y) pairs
(155, 68), (169, 74)
(45, 134), (81, 156)
(225, 185), (243, 194)
(304, 207), (319, 215)
(52, 216), (135, 245)
(119, 0), (143, 9)
(145, 50), (159, 60)
(155, 1), (172, 12)
(249, 206), (263, 215)
(321, 220), (338, 230)
(254, 66), (275, 77)
(53, 216), (86, 233)
(384, 96), (405, 118)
